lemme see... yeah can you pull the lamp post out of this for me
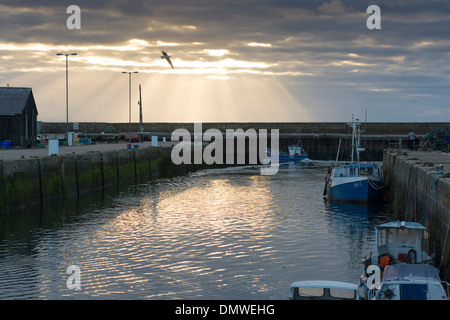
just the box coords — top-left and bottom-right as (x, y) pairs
(56, 52), (77, 146)
(122, 71), (138, 143)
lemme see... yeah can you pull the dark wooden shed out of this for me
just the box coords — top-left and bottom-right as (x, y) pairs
(0, 87), (38, 148)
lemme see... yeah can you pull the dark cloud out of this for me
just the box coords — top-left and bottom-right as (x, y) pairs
(1, 0), (449, 121)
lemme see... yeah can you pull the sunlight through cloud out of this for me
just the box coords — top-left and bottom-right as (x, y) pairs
(203, 49), (230, 57)
(247, 42), (272, 47)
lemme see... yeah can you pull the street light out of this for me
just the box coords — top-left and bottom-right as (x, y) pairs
(122, 71), (139, 143)
(56, 52), (77, 146)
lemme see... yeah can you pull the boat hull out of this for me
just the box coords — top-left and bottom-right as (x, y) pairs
(277, 154), (308, 162)
(267, 153), (308, 162)
(328, 176), (384, 202)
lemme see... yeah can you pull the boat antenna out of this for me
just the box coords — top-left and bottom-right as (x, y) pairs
(138, 84), (143, 143)
(363, 109), (367, 133)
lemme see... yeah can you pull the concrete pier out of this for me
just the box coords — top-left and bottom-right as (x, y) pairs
(383, 150), (450, 281)
(0, 143), (192, 211)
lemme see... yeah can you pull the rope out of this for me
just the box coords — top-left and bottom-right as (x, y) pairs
(368, 177), (385, 190)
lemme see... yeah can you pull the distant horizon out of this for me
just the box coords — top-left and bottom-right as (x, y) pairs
(38, 120), (450, 124)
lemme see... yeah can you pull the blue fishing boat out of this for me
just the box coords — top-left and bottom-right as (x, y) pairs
(324, 117), (384, 202)
(267, 138), (308, 163)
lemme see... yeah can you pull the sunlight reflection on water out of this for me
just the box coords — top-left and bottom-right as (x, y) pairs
(0, 163), (390, 299)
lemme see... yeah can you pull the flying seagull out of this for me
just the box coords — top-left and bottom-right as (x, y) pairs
(161, 51), (174, 69)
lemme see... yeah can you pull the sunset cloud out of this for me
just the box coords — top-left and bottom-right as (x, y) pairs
(0, 1), (449, 122)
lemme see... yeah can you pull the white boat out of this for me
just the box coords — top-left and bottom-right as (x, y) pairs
(289, 222), (450, 300)
(325, 116), (384, 202)
(360, 221), (450, 300)
(366, 264), (450, 300)
(289, 280), (359, 300)
(360, 221), (429, 299)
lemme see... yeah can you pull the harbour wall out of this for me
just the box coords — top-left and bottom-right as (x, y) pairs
(0, 147), (209, 211)
(39, 122), (450, 161)
(383, 150), (450, 281)
(39, 121), (448, 136)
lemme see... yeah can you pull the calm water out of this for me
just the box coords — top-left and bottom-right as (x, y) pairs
(0, 162), (391, 300)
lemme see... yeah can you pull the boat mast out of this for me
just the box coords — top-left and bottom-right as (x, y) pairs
(356, 120), (361, 163)
(138, 84), (143, 143)
(351, 115), (355, 163)
(335, 138), (341, 166)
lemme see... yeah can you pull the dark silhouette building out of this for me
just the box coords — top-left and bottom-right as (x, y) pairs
(0, 87), (38, 148)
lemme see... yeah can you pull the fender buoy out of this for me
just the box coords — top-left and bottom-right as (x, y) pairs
(407, 249), (417, 264)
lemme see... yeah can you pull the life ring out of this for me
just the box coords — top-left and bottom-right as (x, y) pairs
(406, 249), (417, 264)
(397, 253), (407, 263)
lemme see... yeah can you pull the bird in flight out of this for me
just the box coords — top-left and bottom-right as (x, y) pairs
(161, 51), (174, 69)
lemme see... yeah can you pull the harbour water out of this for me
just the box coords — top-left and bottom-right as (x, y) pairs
(0, 162), (391, 300)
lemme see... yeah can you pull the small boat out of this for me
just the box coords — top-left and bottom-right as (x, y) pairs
(289, 280), (359, 300)
(324, 116), (384, 202)
(360, 221), (429, 295)
(360, 221), (450, 300)
(267, 138), (308, 163)
(365, 264), (450, 300)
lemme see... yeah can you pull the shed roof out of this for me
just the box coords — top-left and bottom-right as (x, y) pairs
(0, 87), (35, 116)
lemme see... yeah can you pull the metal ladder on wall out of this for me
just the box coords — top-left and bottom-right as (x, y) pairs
(388, 136), (403, 150)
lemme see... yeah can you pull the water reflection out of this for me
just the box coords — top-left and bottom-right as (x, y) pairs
(0, 164), (392, 299)
(323, 200), (391, 276)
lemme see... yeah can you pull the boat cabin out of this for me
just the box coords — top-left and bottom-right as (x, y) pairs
(363, 221), (427, 270)
(376, 221), (427, 265)
(369, 264), (449, 300)
(331, 163), (382, 178)
(289, 281), (359, 300)
(288, 145), (304, 156)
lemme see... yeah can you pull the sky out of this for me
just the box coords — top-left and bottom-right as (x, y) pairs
(0, 0), (449, 123)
